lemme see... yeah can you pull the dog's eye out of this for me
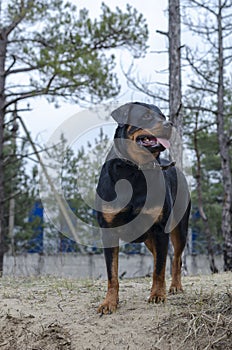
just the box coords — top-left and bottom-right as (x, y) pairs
(142, 114), (153, 120)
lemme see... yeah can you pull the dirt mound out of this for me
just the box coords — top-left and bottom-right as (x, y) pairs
(0, 315), (71, 350)
(0, 273), (231, 349)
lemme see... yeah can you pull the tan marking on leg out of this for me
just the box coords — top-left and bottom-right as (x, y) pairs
(145, 238), (166, 303)
(169, 227), (184, 294)
(145, 237), (154, 254)
(98, 247), (119, 314)
(149, 262), (166, 303)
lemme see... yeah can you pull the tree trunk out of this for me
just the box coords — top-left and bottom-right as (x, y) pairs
(168, 0), (188, 272)
(193, 112), (218, 273)
(216, 0), (232, 271)
(8, 108), (18, 256)
(0, 30), (7, 276)
(168, 0), (183, 168)
(0, 107), (5, 276)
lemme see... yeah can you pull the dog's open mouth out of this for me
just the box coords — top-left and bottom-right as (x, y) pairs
(136, 135), (170, 149)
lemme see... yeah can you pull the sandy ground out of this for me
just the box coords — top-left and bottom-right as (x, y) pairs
(0, 272), (231, 350)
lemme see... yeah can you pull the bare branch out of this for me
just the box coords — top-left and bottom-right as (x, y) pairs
(223, 13), (232, 20)
(224, 55), (232, 63)
(185, 48), (218, 86)
(194, 122), (216, 133)
(129, 75), (168, 102)
(121, 62), (169, 103)
(5, 55), (16, 75)
(127, 76), (168, 102)
(187, 84), (217, 94)
(184, 105), (218, 115)
(188, 0), (217, 16)
(6, 65), (41, 76)
(156, 30), (169, 37)
(150, 50), (168, 54)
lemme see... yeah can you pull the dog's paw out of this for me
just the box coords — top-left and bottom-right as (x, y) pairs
(169, 284), (184, 294)
(148, 292), (166, 304)
(97, 297), (118, 315)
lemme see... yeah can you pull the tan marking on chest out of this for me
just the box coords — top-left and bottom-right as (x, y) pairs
(134, 206), (163, 222)
(102, 205), (128, 223)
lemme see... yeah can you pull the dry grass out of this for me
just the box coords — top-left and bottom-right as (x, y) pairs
(0, 272), (231, 349)
(152, 280), (232, 349)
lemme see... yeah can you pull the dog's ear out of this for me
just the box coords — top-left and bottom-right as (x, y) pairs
(111, 103), (132, 125)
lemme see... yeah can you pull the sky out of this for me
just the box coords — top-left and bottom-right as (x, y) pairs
(21, 0), (169, 145)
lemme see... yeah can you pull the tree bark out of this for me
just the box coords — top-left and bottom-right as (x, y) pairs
(0, 107), (5, 276)
(168, 0), (183, 168)
(0, 29), (7, 276)
(8, 108), (18, 256)
(216, 0), (232, 271)
(168, 0), (188, 272)
(193, 112), (218, 273)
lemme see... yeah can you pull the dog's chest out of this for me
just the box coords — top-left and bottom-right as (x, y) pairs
(111, 167), (167, 216)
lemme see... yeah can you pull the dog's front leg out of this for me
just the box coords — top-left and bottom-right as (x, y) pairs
(98, 245), (119, 314)
(145, 232), (169, 303)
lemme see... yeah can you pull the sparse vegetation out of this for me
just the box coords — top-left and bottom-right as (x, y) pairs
(0, 273), (231, 349)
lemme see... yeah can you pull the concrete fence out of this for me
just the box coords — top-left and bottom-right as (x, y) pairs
(3, 253), (224, 279)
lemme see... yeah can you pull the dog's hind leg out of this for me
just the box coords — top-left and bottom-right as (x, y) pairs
(169, 227), (185, 294)
(145, 232), (169, 303)
(169, 201), (190, 294)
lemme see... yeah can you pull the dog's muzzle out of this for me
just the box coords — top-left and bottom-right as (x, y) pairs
(135, 120), (172, 151)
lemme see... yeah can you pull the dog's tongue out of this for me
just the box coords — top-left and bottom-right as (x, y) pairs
(157, 138), (170, 149)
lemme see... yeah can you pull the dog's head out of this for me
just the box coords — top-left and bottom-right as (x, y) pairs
(112, 102), (172, 164)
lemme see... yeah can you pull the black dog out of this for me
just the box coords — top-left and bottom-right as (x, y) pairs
(96, 102), (190, 314)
